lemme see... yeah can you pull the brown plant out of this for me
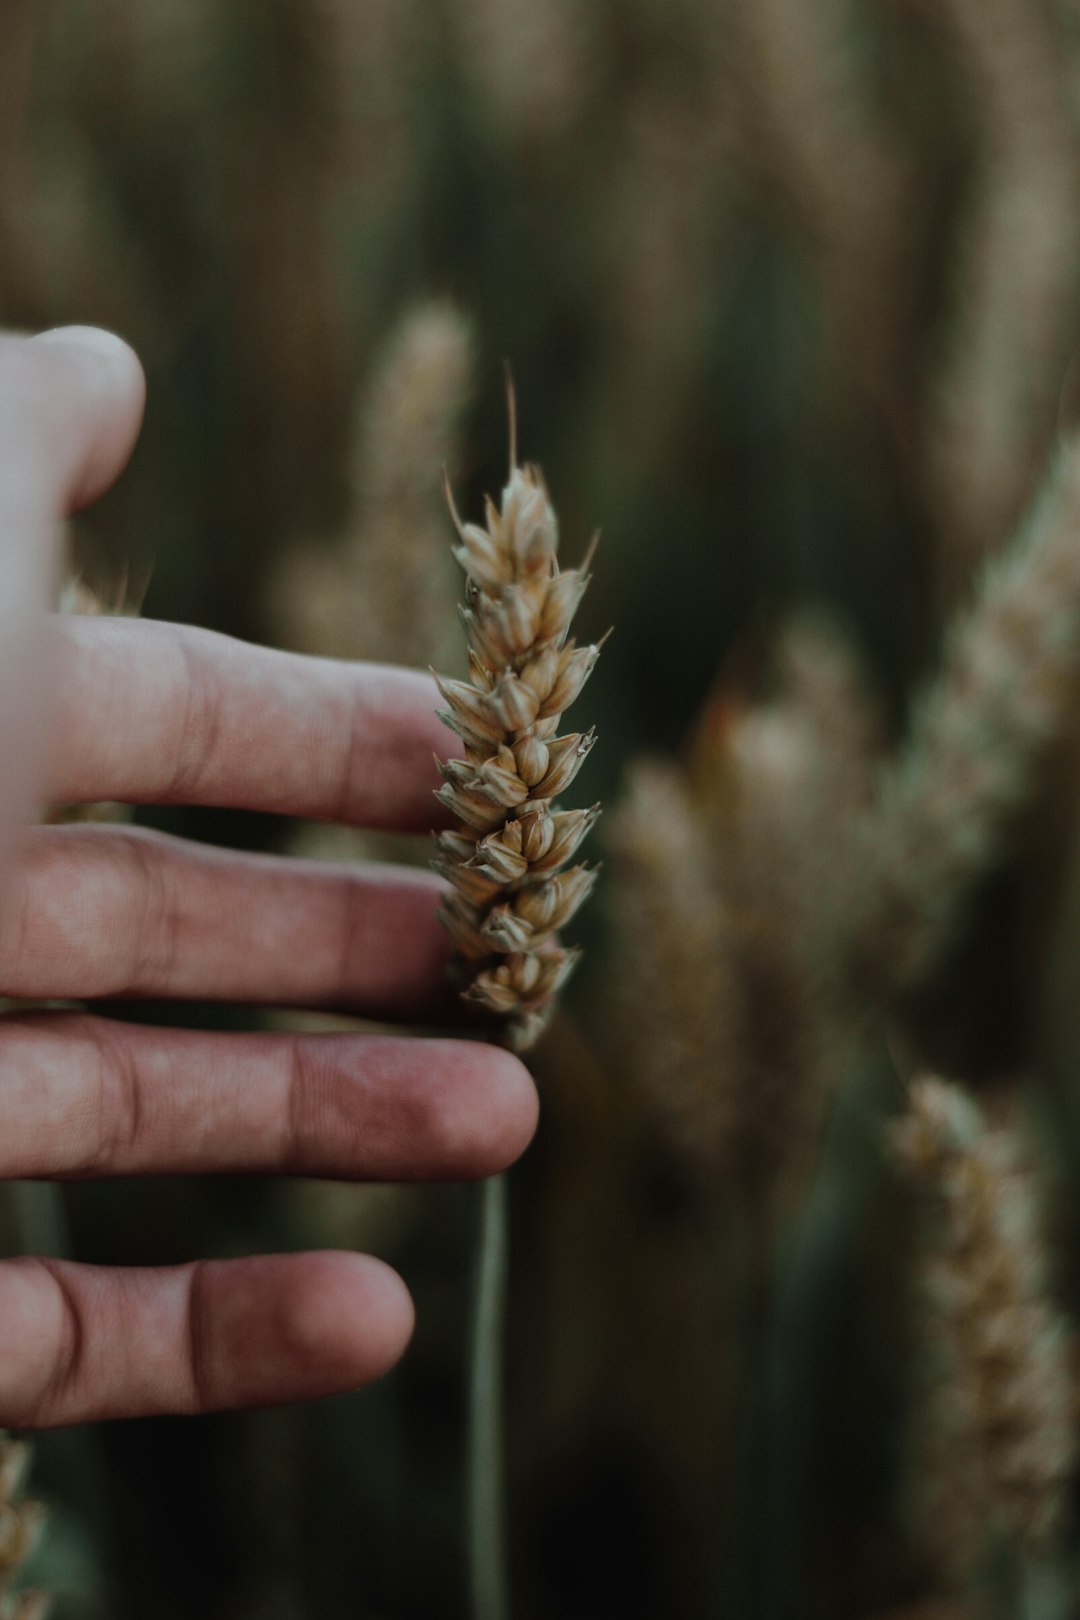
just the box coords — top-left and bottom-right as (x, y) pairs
(608, 757), (739, 1185)
(269, 302), (474, 668)
(0, 1436), (47, 1620)
(864, 436), (1080, 990)
(925, 0), (1080, 586)
(433, 410), (602, 1052)
(893, 1077), (1075, 1580)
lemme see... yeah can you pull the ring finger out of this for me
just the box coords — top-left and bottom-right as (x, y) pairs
(0, 1012), (536, 1181)
(0, 824), (454, 1018)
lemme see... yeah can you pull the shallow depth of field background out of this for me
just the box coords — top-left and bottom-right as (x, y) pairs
(5, 3), (1080, 1618)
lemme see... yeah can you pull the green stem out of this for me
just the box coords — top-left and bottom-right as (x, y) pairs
(10, 1181), (71, 1261)
(468, 1172), (510, 1620)
(1006, 1549), (1072, 1620)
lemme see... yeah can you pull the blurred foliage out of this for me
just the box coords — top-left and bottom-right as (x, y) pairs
(6, 1), (1080, 1617)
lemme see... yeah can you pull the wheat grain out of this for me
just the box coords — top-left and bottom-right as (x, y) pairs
(433, 410), (601, 1052)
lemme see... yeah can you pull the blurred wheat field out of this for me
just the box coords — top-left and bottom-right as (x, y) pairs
(7, 2), (1080, 1617)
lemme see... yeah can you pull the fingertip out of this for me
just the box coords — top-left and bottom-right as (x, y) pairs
(349, 1252), (416, 1375)
(25, 326), (146, 510)
(201, 1251), (416, 1411)
(424, 1039), (539, 1177)
(33, 323), (138, 364)
(472, 1044), (540, 1173)
(284, 1251), (415, 1390)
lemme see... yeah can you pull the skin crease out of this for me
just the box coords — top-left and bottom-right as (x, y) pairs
(0, 328), (538, 1428)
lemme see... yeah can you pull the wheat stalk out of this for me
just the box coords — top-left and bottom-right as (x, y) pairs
(601, 9), (735, 464)
(433, 398), (602, 1053)
(433, 400), (602, 1620)
(452, 0), (595, 152)
(893, 1078), (1075, 1580)
(726, 0), (914, 438)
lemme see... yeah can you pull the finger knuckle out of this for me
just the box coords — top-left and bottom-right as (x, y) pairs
(8, 1260), (85, 1429)
(166, 627), (223, 802)
(88, 1024), (144, 1175)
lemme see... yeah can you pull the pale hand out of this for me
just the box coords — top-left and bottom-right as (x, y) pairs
(0, 328), (536, 1428)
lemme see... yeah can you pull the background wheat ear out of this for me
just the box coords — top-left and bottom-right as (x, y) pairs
(892, 1077), (1075, 1587)
(0, 1435), (48, 1620)
(432, 396), (602, 1052)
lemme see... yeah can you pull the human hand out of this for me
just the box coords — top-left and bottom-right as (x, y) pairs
(0, 329), (537, 1428)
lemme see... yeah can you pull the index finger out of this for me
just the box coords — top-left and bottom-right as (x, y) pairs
(0, 328), (145, 881)
(46, 616), (452, 832)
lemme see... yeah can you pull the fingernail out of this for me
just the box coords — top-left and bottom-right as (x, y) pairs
(32, 325), (130, 360)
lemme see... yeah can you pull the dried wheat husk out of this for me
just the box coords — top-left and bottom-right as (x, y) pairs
(607, 757), (739, 1185)
(0, 1434), (47, 1620)
(608, 618), (881, 1220)
(893, 1078), (1075, 1583)
(433, 422), (602, 1052)
(863, 436), (1080, 991)
(925, 0), (1080, 591)
(725, 0), (916, 441)
(684, 620), (880, 1218)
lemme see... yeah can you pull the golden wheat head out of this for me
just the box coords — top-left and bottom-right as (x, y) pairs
(432, 405), (602, 1052)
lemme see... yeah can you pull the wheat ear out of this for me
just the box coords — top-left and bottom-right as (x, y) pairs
(452, 0), (594, 151)
(609, 758), (738, 1186)
(602, 15), (734, 464)
(0, 1436), (47, 1620)
(267, 302), (472, 667)
(865, 436), (1080, 989)
(926, 0), (1080, 584)
(639, 621), (878, 1219)
(727, 0), (913, 436)
(893, 1078), (1075, 1578)
(348, 303), (473, 667)
(433, 408), (602, 1053)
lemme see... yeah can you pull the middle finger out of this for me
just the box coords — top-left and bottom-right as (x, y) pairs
(0, 824), (453, 1018)
(0, 1012), (536, 1181)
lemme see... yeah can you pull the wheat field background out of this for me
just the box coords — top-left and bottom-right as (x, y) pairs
(4, 4), (1080, 1618)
